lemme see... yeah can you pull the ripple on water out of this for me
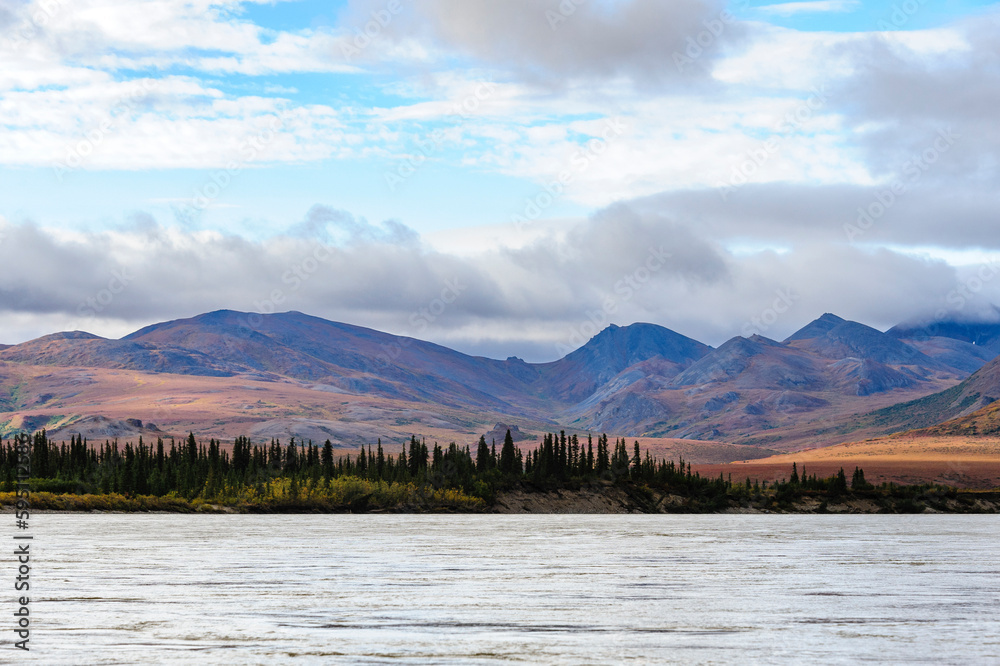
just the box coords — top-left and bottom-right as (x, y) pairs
(21, 514), (1000, 665)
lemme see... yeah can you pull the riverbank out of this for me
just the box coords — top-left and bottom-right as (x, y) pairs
(493, 483), (1000, 514)
(5, 483), (999, 514)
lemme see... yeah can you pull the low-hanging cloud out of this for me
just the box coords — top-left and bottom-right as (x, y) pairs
(2, 200), (996, 362)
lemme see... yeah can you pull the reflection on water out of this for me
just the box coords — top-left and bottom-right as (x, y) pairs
(23, 515), (1000, 664)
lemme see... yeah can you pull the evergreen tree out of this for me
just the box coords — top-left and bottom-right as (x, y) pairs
(322, 440), (334, 478)
(408, 436), (421, 477)
(186, 432), (198, 464)
(476, 435), (491, 473)
(356, 444), (367, 475)
(851, 466), (870, 490)
(832, 467), (848, 495)
(499, 429), (517, 475)
(285, 438), (299, 474)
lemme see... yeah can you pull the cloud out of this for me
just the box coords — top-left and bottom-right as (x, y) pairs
(757, 1), (860, 17)
(0, 76), (353, 170)
(632, 178), (1000, 253)
(0, 0), (354, 77)
(287, 205), (420, 247)
(1, 202), (995, 361)
(350, 0), (749, 87)
(830, 17), (1000, 186)
(0, 1), (366, 170)
(1, 0), (998, 360)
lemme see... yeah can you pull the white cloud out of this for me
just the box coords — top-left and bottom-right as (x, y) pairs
(0, 77), (353, 170)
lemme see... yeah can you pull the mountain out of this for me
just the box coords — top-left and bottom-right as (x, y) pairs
(887, 318), (1000, 352)
(784, 312), (846, 341)
(0, 330), (237, 376)
(884, 318), (1000, 374)
(565, 313), (972, 442)
(537, 322), (710, 403)
(853, 352), (1000, 436)
(0, 309), (989, 451)
(0, 311), (708, 435)
(785, 314), (942, 368)
(123, 310), (551, 413)
(894, 336), (996, 374)
(674, 335), (823, 390)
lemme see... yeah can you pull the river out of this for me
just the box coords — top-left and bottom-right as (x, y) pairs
(17, 514), (1000, 664)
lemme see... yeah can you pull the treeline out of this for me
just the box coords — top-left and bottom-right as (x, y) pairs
(0, 429), (951, 513)
(0, 430), (676, 500)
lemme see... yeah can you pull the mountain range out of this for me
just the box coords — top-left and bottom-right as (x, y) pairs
(3, 309), (1000, 454)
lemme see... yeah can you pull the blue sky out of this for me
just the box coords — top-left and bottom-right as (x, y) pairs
(1, 0), (999, 359)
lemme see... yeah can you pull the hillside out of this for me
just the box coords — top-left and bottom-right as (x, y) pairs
(845, 353), (1000, 437)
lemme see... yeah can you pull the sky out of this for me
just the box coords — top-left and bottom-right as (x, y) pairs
(1, 0), (999, 361)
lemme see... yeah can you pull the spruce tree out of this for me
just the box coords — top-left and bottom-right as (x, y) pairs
(322, 440), (334, 478)
(476, 435), (491, 473)
(851, 466), (869, 490)
(499, 429), (517, 475)
(832, 467), (848, 495)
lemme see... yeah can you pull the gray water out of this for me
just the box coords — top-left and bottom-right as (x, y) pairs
(16, 515), (1000, 664)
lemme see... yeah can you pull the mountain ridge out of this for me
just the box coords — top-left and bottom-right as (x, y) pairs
(2, 309), (999, 449)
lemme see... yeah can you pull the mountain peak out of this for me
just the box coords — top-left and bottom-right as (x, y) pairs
(542, 322), (711, 403)
(786, 317), (939, 367)
(565, 322), (710, 366)
(784, 313), (847, 342)
(37, 331), (106, 342)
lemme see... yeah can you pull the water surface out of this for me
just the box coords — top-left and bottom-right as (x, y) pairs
(21, 514), (1000, 664)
